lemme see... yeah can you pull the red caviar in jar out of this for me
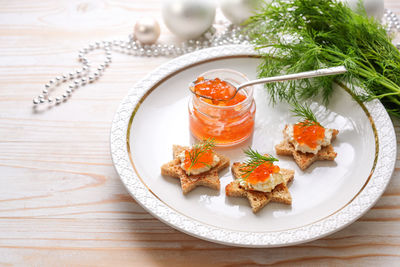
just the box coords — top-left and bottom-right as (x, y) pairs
(243, 163), (280, 184)
(293, 121), (325, 149)
(189, 73), (255, 146)
(183, 149), (214, 170)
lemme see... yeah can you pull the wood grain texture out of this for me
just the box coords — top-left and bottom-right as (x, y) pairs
(0, 0), (399, 266)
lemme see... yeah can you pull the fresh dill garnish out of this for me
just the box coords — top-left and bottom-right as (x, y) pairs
(239, 148), (279, 179)
(245, 0), (400, 117)
(187, 138), (216, 172)
(290, 101), (321, 127)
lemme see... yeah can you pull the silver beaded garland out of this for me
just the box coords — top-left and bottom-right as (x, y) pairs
(33, 10), (400, 106)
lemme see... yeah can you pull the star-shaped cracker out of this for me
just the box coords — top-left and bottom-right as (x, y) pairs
(161, 145), (230, 194)
(225, 162), (294, 213)
(275, 125), (339, 170)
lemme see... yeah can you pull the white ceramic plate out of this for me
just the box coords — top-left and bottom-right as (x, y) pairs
(110, 45), (396, 247)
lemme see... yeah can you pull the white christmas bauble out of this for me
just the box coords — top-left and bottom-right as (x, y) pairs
(220, 0), (265, 25)
(134, 18), (160, 44)
(341, 0), (384, 20)
(162, 0), (216, 40)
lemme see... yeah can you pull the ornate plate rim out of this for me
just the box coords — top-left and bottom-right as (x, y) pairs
(110, 45), (396, 247)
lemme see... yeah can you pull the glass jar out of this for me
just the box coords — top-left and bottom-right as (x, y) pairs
(188, 69), (256, 146)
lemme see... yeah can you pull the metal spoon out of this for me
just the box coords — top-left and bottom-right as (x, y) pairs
(189, 66), (347, 101)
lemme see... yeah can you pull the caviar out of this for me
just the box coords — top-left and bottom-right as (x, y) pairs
(293, 121), (325, 149)
(192, 77), (246, 106)
(183, 149), (214, 170)
(242, 163), (280, 184)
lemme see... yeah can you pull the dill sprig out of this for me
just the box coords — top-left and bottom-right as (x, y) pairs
(187, 138), (216, 172)
(290, 101), (321, 127)
(245, 0), (400, 117)
(239, 148), (279, 179)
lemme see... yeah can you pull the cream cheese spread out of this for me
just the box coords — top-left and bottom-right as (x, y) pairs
(239, 172), (284, 193)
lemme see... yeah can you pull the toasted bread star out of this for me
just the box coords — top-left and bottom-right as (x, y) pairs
(226, 162), (294, 213)
(161, 145), (230, 194)
(275, 125), (339, 170)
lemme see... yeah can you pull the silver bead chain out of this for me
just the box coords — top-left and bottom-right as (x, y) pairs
(33, 10), (400, 106)
(33, 23), (248, 106)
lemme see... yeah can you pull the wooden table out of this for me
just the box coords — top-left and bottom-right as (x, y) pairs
(1, 0), (399, 265)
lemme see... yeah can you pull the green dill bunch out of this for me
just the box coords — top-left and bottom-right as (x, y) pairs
(246, 0), (400, 117)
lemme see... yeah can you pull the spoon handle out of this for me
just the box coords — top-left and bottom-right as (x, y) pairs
(237, 66), (347, 90)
